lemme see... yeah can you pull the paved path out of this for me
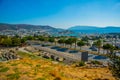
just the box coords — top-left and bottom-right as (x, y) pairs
(18, 47), (30, 53)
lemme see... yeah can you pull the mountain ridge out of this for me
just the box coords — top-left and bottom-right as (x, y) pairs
(0, 23), (56, 30)
(68, 26), (120, 33)
(0, 23), (120, 34)
(68, 26), (120, 29)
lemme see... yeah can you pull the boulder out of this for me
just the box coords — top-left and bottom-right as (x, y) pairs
(43, 53), (50, 59)
(0, 50), (19, 61)
(37, 53), (41, 56)
(56, 57), (64, 62)
(50, 55), (55, 60)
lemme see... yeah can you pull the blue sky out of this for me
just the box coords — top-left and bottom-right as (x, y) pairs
(0, 0), (120, 29)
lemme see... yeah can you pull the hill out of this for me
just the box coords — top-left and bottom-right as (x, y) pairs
(68, 26), (120, 33)
(0, 51), (115, 80)
(0, 23), (62, 32)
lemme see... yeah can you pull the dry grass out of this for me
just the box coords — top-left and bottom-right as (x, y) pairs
(0, 52), (115, 80)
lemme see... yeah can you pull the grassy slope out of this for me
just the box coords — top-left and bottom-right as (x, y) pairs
(0, 51), (115, 80)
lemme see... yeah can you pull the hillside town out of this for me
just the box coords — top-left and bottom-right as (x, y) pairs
(0, 31), (120, 79)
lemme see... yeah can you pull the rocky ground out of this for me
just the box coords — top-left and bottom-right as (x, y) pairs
(0, 48), (21, 61)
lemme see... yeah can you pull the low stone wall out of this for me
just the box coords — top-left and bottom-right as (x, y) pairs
(34, 46), (81, 63)
(24, 46), (38, 53)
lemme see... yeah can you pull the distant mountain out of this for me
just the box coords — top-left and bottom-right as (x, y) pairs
(68, 26), (120, 33)
(68, 26), (98, 30)
(0, 23), (63, 32)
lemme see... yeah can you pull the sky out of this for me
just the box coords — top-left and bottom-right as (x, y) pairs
(0, 0), (120, 29)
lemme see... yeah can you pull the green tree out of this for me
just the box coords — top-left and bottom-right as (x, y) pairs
(21, 37), (27, 43)
(38, 36), (46, 43)
(48, 37), (55, 44)
(93, 40), (102, 54)
(81, 36), (89, 41)
(58, 38), (66, 46)
(26, 36), (34, 40)
(65, 38), (73, 48)
(0, 38), (4, 45)
(109, 52), (120, 79)
(103, 43), (115, 55)
(71, 37), (77, 49)
(2, 38), (12, 47)
(81, 36), (89, 46)
(12, 37), (21, 46)
(77, 40), (85, 50)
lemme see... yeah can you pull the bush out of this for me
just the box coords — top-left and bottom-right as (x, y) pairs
(11, 63), (19, 66)
(76, 61), (85, 67)
(7, 73), (20, 80)
(36, 77), (46, 80)
(91, 60), (102, 65)
(54, 77), (61, 80)
(109, 56), (120, 79)
(0, 67), (9, 72)
(36, 64), (41, 68)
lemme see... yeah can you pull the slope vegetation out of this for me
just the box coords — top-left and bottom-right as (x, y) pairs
(0, 51), (115, 80)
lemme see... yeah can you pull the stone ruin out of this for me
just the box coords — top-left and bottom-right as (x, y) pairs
(0, 49), (21, 61)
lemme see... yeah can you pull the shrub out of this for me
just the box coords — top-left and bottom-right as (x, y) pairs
(36, 77), (46, 80)
(11, 63), (18, 66)
(79, 61), (85, 66)
(109, 56), (120, 79)
(54, 77), (61, 80)
(91, 60), (102, 65)
(0, 67), (9, 72)
(76, 61), (85, 67)
(7, 73), (20, 80)
(36, 64), (41, 68)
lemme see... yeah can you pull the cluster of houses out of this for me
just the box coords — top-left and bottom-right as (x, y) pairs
(0, 29), (50, 37)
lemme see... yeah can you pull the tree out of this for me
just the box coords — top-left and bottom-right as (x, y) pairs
(81, 36), (89, 46)
(12, 37), (21, 46)
(109, 52), (120, 79)
(38, 36), (46, 43)
(65, 37), (77, 49)
(26, 36), (34, 40)
(77, 40), (85, 50)
(71, 37), (77, 49)
(58, 38), (66, 46)
(81, 36), (89, 41)
(48, 37), (55, 44)
(103, 44), (110, 54)
(2, 38), (12, 47)
(0, 38), (4, 45)
(21, 37), (27, 43)
(65, 38), (73, 48)
(103, 43), (115, 55)
(93, 40), (102, 54)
